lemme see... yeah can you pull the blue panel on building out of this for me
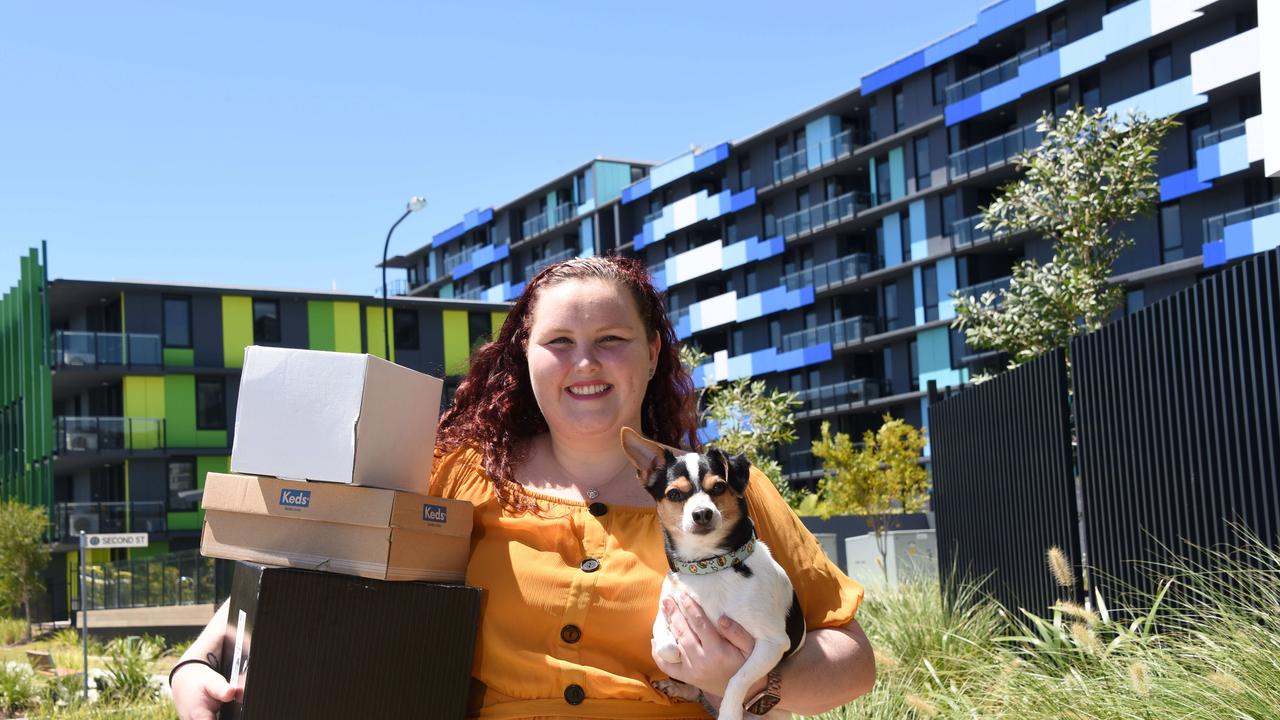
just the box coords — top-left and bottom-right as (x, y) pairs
(1160, 169), (1212, 202)
(432, 207), (494, 248)
(622, 177), (652, 205)
(862, 51), (927, 95)
(693, 143), (731, 171)
(1202, 240), (1227, 268)
(945, 94), (984, 126)
(1224, 221), (1254, 262)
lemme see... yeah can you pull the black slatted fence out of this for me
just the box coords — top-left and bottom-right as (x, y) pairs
(1073, 248), (1280, 606)
(930, 348), (1080, 613)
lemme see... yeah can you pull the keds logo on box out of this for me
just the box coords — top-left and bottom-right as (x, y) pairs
(279, 488), (312, 509)
(423, 504), (447, 523)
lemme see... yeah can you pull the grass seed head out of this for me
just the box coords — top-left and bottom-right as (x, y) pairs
(1207, 671), (1244, 694)
(1128, 661), (1150, 696)
(1047, 547), (1076, 589)
(904, 693), (940, 718)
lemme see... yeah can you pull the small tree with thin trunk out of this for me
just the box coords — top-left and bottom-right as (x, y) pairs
(810, 415), (928, 582)
(0, 500), (51, 642)
(953, 107), (1177, 369)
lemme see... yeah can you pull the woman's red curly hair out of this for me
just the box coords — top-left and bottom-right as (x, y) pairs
(435, 255), (699, 512)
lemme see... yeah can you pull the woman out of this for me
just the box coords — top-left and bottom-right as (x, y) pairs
(171, 256), (874, 719)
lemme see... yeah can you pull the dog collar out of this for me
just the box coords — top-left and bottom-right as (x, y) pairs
(675, 534), (756, 576)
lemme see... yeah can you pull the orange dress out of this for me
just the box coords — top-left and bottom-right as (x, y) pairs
(430, 448), (865, 720)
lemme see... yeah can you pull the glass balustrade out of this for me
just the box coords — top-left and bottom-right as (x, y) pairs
(1202, 198), (1280, 244)
(781, 316), (878, 353)
(522, 202), (577, 239)
(57, 416), (166, 452)
(780, 253), (874, 292)
(777, 191), (872, 240)
(1197, 120), (1248, 149)
(950, 214), (1005, 249)
(770, 127), (865, 185)
(796, 378), (883, 413)
(948, 124), (1043, 180)
(953, 275), (1013, 305)
(944, 41), (1056, 105)
(53, 331), (162, 368)
(524, 247), (580, 280)
(52, 500), (167, 541)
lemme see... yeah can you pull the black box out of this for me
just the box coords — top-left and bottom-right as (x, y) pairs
(219, 562), (481, 720)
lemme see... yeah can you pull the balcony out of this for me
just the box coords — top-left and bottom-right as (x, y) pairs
(1202, 198), (1280, 243)
(782, 316), (879, 354)
(53, 331), (161, 368)
(522, 202), (576, 240)
(1197, 120), (1248, 150)
(57, 416), (166, 453)
(374, 278), (410, 298)
(777, 191), (872, 241)
(945, 41), (1057, 105)
(949, 124), (1043, 180)
(950, 214), (1006, 250)
(524, 246), (580, 280)
(52, 500), (167, 542)
(80, 550), (230, 611)
(796, 378), (884, 415)
(771, 128), (867, 185)
(781, 253), (875, 294)
(443, 246), (479, 275)
(953, 275), (1013, 306)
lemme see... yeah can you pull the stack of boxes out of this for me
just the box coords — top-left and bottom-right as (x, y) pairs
(199, 347), (479, 719)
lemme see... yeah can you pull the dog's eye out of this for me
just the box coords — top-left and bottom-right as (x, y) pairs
(708, 481), (728, 496)
(664, 488), (686, 502)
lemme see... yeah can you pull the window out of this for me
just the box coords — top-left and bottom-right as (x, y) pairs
(900, 214), (912, 262)
(725, 218), (738, 244)
(913, 135), (931, 190)
(196, 377), (226, 430)
(769, 320), (782, 349)
(868, 105), (879, 141)
(931, 65), (950, 106)
(940, 191), (960, 237)
(883, 282), (900, 330)
(168, 459), (198, 511)
(731, 328), (745, 356)
(253, 299), (281, 343)
(893, 86), (906, 132)
(468, 311), (491, 349)
(1159, 203), (1184, 263)
(875, 155), (892, 203)
(775, 137), (791, 160)
(1048, 10), (1067, 47)
(923, 264), (939, 322)
(797, 187), (810, 211)
(393, 309), (419, 350)
(1126, 289), (1146, 315)
(1052, 82), (1072, 117)
(1149, 45), (1173, 88)
(407, 264), (419, 288)
(745, 269), (758, 295)
(908, 340), (919, 391)
(1080, 72), (1101, 110)
(738, 157), (752, 190)
(163, 296), (191, 348)
(763, 201), (776, 238)
(1186, 112), (1211, 167)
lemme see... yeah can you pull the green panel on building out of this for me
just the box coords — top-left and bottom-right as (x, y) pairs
(169, 455), (228, 530)
(490, 311), (507, 338)
(365, 305), (394, 361)
(164, 374), (198, 447)
(442, 309), (470, 375)
(163, 347), (195, 367)
(333, 301), (361, 353)
(0, 246), (53, 508)
(222, 295), (253, 368)
(123, 376), (165, 448)
(307, 300), (334, 350)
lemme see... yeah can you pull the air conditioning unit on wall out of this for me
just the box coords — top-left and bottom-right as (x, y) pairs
(68, 513), (100, 537)
(64, 431), (98, 451)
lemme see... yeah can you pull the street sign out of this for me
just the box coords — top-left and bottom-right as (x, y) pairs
(83, 533), (149, 549)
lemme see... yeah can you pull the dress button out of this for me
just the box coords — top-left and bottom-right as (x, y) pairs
(564, 683), (585, 705)
(560, 624), (582, 643)
(588, 502), (608, 517)
(580, 558), (600, 573)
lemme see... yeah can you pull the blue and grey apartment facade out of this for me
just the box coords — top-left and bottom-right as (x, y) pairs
(390, 0), (1280, 485)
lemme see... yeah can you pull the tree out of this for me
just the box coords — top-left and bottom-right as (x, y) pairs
(680, 344), (802, 506)
(810, 415), (928, 582)
(0, 500), (51, 641)
(953, 107), (1177, 369)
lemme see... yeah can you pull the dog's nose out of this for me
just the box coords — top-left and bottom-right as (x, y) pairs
(692, 508), (713, 526)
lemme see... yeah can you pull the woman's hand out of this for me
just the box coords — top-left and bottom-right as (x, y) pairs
(651, 590), (756, 697)
(171, 661), (237, 720)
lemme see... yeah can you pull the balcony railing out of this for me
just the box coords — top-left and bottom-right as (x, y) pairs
(80, 550), (231, 611)
(57, 416), (166, 453)
(1202, 198), (1280, 243)
(443, 246), (479, 275)
(953, 275), (1013, 305)
(53, 331), (161, 368)
(781, 316), (879, 353)
(771, 128), (868, 185)
(524, 246), (580, 280)
(781, 253), (875, 293)
(522, 202), (576, 239)
(374, 278), (410, 298)
(796, 378), (884, 414)
(777, 190), (872, 240)
(949, 124), (1044, 180)
(945, 41), (1057, 105)
(52, 501), (167, 541)
(456, 286), (487, 301)
(642, 207), (665, 224)
(950, 214), (1006, 250)
(1197, 120), (1248, 150)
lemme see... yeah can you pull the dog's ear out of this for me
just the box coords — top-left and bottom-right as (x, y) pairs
(724, 451), (751, 493)
(621, 427), (668, 485)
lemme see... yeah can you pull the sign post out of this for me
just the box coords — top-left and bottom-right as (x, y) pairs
(78, 533), (148, 700)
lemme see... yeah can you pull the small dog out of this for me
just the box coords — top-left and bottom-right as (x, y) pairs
(621, 427), (804, 720)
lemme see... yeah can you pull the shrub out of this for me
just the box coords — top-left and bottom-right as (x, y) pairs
(0, 618), (25, 646)
(163, 636), (195, 658)
(95, 638), (159, 705)
(0, 662), (38, 716)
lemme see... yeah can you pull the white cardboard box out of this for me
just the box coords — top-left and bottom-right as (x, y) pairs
(230, 346), (443, 494)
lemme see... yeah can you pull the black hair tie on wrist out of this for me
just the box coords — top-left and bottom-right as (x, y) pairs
(168, 658), (219, 689)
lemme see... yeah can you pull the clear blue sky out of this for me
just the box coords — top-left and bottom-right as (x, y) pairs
(2, 1), (982, 294)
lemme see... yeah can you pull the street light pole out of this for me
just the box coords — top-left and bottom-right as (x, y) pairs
(382, 197), (427, 361)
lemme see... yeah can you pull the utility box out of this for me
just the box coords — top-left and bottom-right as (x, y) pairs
(844, 528), (938, 591)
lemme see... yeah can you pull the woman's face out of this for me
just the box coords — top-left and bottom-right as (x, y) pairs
(526, 278), (660, 447)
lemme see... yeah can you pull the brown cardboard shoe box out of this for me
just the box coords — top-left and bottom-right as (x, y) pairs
(200, 472), (472, 582)
(219, 562), (481, 720)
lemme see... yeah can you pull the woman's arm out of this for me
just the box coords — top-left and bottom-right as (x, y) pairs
(653, 591), (875, 715)
(170, 600), (238, 720)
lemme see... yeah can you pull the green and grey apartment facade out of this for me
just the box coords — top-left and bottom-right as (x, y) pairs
(0, 243), (507, 616)
(395, 0), (1280, 484)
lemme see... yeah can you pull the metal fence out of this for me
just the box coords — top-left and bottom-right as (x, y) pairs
(929, 247), (1280, 613)
(80, 550), (234, 610)
(929, 349), (1080, 613)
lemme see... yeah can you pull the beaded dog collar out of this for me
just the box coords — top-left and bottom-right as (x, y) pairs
(675, 535), (756, 576)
